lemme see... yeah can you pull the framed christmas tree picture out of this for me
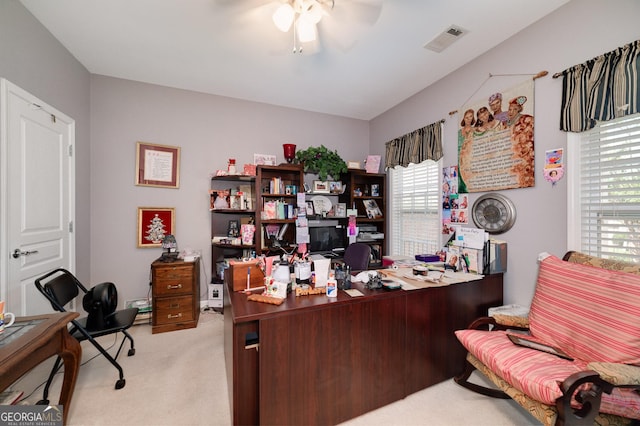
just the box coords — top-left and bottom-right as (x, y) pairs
(137, 207), (175, 248)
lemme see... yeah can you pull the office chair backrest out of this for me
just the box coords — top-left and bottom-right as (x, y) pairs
(35, 268), (86, 312)
(343, 243), (372, 272)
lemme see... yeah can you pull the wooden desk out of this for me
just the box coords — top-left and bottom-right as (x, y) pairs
(0, 313), (81, 424)
(224, 274), (502, 425)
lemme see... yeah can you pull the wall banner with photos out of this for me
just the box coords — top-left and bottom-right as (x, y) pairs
(458, 79), (535, 193)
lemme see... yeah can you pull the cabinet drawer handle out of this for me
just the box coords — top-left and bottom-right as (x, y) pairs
(167, 313), (183, 319)
(167, 284), (182, 290)
(169, 303), (180, 309)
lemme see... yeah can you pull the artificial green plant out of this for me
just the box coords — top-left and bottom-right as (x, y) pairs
(294, 145), (348, 181)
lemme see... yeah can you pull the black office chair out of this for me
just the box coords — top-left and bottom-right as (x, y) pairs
(342, 243), (372, 272)
(35, 268), (138, 403)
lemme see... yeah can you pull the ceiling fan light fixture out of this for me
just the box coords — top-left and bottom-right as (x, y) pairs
(305, 2), (324, 24)
(296, 15), (317, 42)
(273, 3), (295, 32)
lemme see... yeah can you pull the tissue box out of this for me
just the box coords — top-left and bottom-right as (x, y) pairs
(415, 254), (440, 262)
(228, 260), (264, 292)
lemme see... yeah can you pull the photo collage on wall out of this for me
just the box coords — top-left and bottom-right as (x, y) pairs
(442, 165), (469, 235)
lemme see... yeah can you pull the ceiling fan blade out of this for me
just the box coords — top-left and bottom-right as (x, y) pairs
(330, 0), (383, 26)
(213, 0), (274, 12)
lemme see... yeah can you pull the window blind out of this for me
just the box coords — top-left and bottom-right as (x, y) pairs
(576, 113), (640, 262)
(389, 160), (440, 257)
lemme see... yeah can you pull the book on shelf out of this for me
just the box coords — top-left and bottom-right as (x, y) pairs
(238, 184), (253, 210)
(263, 201), (277, 219)
(268, 177), (284, 194)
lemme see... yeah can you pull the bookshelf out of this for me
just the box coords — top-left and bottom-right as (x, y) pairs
(210, 174), (256, 281)
(255, 164), (304, 255)
(339, 169), (386, 267)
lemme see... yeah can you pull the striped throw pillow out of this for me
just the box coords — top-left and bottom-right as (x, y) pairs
(529, 255), (640, 364)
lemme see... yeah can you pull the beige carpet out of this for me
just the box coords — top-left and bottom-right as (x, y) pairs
(13, 310), (538, 425)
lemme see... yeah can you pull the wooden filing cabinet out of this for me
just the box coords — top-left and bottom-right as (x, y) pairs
(151, 258), (200, 334)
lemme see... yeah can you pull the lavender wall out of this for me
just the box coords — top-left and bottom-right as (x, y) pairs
(89, 77), (369, 303)
(3, 0), (640, 307)
(370, 0), (640, 305)
(0, 1), (91, 282)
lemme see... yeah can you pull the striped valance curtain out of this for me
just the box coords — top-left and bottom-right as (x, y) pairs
(385, 120), (443, 169)
(558, 39), (640, 132)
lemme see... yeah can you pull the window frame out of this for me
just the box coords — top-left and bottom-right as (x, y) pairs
(567, 113), (640, 262)
(388, 159), (442, 257)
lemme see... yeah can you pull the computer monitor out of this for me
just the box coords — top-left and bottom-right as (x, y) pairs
(308, 222), (347, 255)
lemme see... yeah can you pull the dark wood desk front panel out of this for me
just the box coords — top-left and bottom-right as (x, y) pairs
(225, 274), (503, 425)
(404, 273), (503, 395)
(260, 293), (406, 425)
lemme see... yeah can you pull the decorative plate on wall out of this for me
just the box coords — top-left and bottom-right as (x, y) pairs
(471, 193), (516, 234)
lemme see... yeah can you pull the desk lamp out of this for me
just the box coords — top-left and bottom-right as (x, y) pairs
(160, 234), (178, 262)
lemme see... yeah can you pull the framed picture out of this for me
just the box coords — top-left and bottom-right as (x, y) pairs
(365, 155), (381, 174)
(253, 153), (276, 166)
(136, 142), (180, 188)
(313, 180), (330, 193)
(335, 203), (347, 217)
(137, 207), (175, 248)
(228, 219), (240, 237)
(363, 199), (383, 219)
(306, 201), (315, 216)
(371, 184), (380, 197)
(329, 181), (343, 194)
(347, 161), (361, 169)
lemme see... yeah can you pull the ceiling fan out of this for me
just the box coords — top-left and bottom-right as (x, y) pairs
(220, 0), (383, 55)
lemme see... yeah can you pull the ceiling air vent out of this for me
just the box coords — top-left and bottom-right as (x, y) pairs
(423, 25), (468, 53)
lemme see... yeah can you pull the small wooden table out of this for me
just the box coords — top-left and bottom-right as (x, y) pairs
(0, 312), (81, 424)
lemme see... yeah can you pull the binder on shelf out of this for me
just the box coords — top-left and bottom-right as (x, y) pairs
(488, 239), (507, 274)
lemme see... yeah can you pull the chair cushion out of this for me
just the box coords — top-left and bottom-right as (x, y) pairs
(456, 329), (583, 404)
(456, 330), (640, 419)
(529, 255), (640, 364)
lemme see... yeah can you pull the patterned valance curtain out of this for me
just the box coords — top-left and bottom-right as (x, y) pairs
(558, 39), (640, 132)
(385, 120), (444, 169)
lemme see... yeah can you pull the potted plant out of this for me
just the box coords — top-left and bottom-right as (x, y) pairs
(294, 145), (348, 181)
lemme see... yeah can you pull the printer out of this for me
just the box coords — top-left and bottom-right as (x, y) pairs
(357, 225), (384, 241)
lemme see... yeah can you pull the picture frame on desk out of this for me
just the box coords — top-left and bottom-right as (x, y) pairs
(335, 203), (346, 217)
(371, 184), (380, 197)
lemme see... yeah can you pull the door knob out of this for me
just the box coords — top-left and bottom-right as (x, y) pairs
(12, 249), (39, 259)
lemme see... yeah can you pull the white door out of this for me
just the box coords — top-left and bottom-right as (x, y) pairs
(1, 79), (75, 316)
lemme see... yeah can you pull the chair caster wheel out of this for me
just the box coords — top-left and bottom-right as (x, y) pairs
(128, 348), (135, 356)
(36, 399), (49, 405)
(115, 379), (126, 390)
